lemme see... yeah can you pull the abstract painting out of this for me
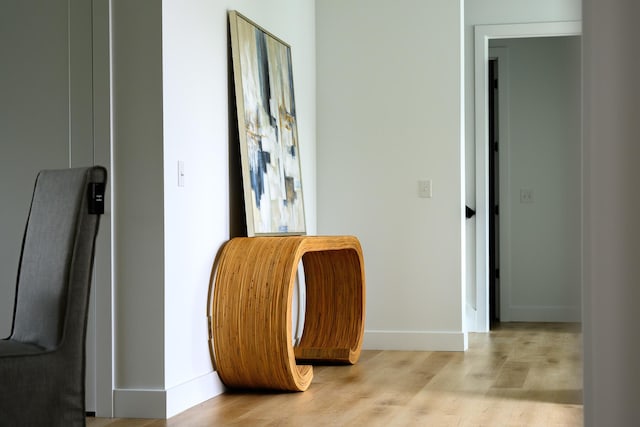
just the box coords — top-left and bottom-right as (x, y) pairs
(229, 11), (306, 236)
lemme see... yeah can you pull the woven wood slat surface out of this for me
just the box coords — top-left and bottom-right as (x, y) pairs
(209, 235), (366, 391)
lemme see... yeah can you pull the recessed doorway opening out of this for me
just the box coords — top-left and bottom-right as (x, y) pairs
(473, 22), (582, 333)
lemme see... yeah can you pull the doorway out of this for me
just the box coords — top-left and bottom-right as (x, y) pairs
(473, 22), (582, 332)
(490, 37), (582, 325)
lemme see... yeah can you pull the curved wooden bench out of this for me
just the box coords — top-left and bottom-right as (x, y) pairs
(208, 235), (366, 391)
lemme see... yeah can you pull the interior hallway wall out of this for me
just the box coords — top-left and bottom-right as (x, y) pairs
(316, 0), (466, 350)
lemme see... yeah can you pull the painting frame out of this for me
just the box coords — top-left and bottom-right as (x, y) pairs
(229, 11), (307, 237)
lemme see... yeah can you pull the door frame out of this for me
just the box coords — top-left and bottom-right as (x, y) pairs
(473, 21), (582, 332)
(91, 0), (114, 417)
(487, 46), (509, 324)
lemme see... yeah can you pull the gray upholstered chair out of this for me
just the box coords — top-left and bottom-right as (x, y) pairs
(0, 166), (106, 426)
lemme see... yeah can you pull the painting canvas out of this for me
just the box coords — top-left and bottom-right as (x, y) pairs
(229, 11), (306, 236)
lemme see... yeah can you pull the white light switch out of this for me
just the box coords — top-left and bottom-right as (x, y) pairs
(418, 180), (432, 198)
(178, 161), (185, 187)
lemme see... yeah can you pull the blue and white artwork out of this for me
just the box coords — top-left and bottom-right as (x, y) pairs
(230, 11), (306, 236)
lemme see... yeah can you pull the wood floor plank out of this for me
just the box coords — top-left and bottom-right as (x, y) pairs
(87, 322), (582, 426)
(492, 361), (530, 388)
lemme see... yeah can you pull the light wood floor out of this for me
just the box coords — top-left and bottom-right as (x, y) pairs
(88, 323), (582, 426)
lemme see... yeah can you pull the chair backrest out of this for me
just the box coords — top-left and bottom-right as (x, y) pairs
(9, 166), (106, 350)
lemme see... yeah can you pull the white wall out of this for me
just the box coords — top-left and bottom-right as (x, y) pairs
(582, 1), (640, 425)
(316, 0), (466, 350)
(490, 37), (581, 322)
(464, 0), (582, 328)
(110, 0), (316, 418)
(111, 0), (166, 403)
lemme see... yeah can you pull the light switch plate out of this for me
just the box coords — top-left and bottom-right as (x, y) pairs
(418, 180), (432, 198)
(520, 188), (533, 203)
(178, 161), (185, 187)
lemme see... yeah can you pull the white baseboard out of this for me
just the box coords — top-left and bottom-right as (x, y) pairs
(113, 387), (166, 419)
(166, 371), (225, 418)
(114, 372), (225, 419)
(504, 305), (581, 323)
(363, 330), (468, 351)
